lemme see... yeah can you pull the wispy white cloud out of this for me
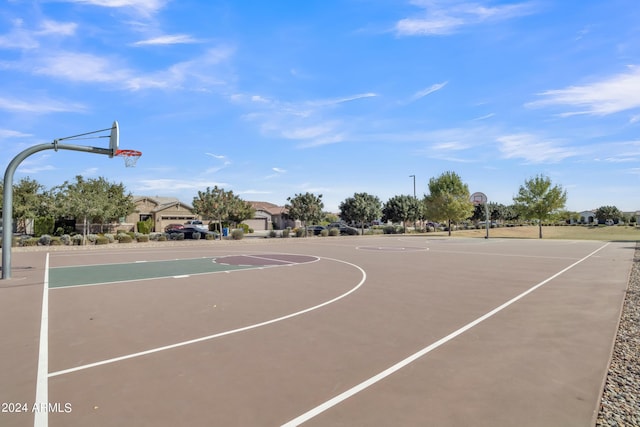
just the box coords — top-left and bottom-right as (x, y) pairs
(62, 0), (169, 17)
(0, 129), (32, 139)
(7, 45), (234, 91)
(0, 96), (86, 113)
(411, 82), (447, 101)
(0, 18), (77, 49)
(527, 66), (640, 116)
(472, 113), (495, 121)
(133, 178), (228, 193)
(308, 92), (378, 107)
(396, 0), (537, 36)
(133, 34), (199, 46)
(497, 133), (575, 163)
(272, 167), (286, 173)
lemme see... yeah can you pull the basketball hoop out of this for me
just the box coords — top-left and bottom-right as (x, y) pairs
(115, 149), (142, 167)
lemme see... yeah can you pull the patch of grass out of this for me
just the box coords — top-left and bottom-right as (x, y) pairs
(433, 225), (640, 241)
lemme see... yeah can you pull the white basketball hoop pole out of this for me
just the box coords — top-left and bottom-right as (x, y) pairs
(470, 192), (489, 239)
(2, 124), (118, 280)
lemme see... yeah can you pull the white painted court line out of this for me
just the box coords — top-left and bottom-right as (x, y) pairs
(48, 257), (365, 378)
(280, 242), (611, 427)
(34, 253), (50, 427)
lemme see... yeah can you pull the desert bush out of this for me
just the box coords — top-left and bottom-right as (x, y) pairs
(136, 234), (150, 242)
(295, 228), (305, 237)
(60, 234), (71, 245)
(205, 232), (216, 240)
(116, 233), (133, 243)
(86, 234), (98, 244)
(282, 228), (290, 238)
(231, 229), (244, 240)
(35, 217), (55, 237)
(329, 227), (339, 236)
(50, 237), (62, 246)
(72, 234), (84, 245)
(158, 234), (167, 241)
(193, 232), (201, 240)
(22, 238), (38, 246)
(268, 230), (277, 238)
(238, 223), (250, 234)
(383, 225), (397, 234)
(38, 234), (52, 246)
(104, 233), (115, 243)
(320, 229), (329, 237)
(96, 236), (109, 245)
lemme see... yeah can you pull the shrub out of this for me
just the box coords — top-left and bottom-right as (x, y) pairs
(282, 228), (290, 238)
(329, 227), (340, 236)
(320, 229), (329, 237)
(231, 229), (244, 240)
(383, 225), (397, 234)
(193, 232), (201, 240)
(136, 219), (153, 235)
(35, 217), (55, 237)
(136, 234), (150, 242)
(205, 232), (216, 240)
(238, 223), (250, 234)
(158, 234), (167, 241)
(104, 233), (115, 243)
(50, 237), (62, 246)
(96, 236), (109, 245)
(38, 234), (52, 246)
(86, 234), (98, 244)
(268, 230), (277, 238)
(21, 237), (39, 246)
(60, 234), (71, 245)
(149, 232), (162, 241)
(72, 234), (84, 245)
(117, 234), (133, 243)
(295, 228), (305, 237)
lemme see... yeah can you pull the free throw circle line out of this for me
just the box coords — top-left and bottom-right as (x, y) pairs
(281, 242), (611, 426)
(48, 256), (365, 378)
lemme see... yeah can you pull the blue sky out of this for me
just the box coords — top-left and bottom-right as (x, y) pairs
(1, 0), (640, 213)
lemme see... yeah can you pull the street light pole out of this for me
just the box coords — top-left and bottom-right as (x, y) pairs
(409, 175), (416, 198)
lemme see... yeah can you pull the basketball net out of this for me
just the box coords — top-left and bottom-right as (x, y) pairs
(115, 149), (142, 168)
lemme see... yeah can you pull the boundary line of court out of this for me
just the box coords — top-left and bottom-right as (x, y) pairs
(34, 253), (50, 427)
(280, 242), (611, 426)
(48, 256), (365, 378)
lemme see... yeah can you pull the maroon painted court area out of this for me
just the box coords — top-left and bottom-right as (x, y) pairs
(0, 237), (634, 426)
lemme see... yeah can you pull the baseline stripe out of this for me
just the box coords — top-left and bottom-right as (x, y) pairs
(281, 242), (610, 426)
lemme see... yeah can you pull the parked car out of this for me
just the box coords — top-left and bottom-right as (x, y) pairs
(306, 225), (326, 235)
(166, 226), (211, 239)
(327, 222), (359, 235)
(184, 220), (208, 232)
(164, 223), (184, 232)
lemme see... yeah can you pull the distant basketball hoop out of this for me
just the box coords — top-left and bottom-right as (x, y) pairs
(470, 192), (488, 205)
(115, 149), (142, 167)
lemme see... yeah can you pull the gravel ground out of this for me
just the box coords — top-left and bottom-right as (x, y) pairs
(596, 243), (640, 426)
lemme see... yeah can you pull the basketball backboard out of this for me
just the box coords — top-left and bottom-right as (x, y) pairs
(470, 192), (487, 205)
(109, 121), (119, 158)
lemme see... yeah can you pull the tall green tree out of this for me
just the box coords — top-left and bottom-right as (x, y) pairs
(423, 171), (474, 236)
(512, 174), (567, 238)
(594, 205), (622, 224)
(382, 195), (422, 233)
(52, 176), (135, 236)
(192, 186), (254, 231)
(192, 186), (230, 232)
(285, 192), (324, 236)
(339, 192), (382, 235)
(11, 177), (50, 233)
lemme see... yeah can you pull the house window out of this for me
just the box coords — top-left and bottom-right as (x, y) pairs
(140, 214), (152, 222)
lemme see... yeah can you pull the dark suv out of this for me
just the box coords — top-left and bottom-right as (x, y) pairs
(327, 222), (359, 235)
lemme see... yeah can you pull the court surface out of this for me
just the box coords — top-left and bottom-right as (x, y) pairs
(0, 236), (634, 427)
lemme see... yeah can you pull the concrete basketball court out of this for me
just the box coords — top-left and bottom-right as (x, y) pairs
(0, 236), (634, 427)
